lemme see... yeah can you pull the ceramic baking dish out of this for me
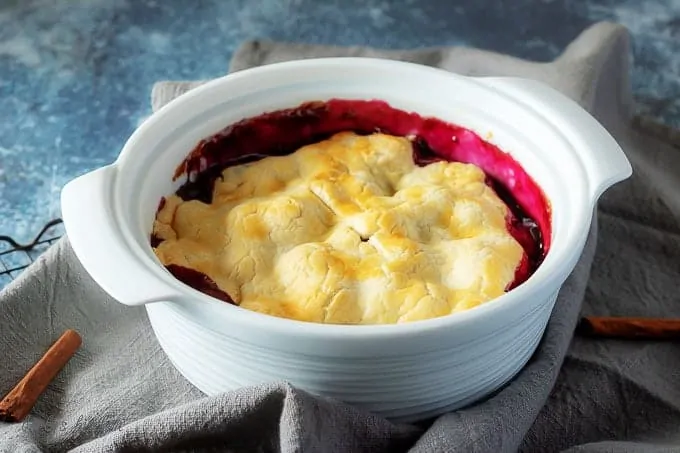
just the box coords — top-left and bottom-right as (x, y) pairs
(60, 58), (631, 422)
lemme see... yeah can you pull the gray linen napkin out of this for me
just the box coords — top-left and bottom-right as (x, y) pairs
(2, 21), (679, 453)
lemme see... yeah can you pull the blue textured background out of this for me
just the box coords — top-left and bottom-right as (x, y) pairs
(1, 0), (679, 247)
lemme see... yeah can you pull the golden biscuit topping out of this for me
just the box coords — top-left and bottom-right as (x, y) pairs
(153, 132), (525, 324)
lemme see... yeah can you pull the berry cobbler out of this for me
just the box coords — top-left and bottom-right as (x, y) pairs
(151, 99), (550, 325)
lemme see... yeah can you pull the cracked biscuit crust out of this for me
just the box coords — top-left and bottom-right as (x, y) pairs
(153, 132), (524, 325)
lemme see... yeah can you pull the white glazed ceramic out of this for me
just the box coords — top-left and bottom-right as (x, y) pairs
(60, 58), (632, 423)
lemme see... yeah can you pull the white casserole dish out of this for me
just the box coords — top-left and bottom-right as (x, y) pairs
(60, 58), (631, 423)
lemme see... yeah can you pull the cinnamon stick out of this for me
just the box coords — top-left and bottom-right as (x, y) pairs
(576, 316), (680, 340)
(0, 329), (82, 422)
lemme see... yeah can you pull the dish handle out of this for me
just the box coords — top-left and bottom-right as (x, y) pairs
(481, 77), (632, 203)
(61, 165), (178, 306)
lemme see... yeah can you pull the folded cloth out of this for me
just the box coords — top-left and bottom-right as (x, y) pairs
(2, 21), (680, 453)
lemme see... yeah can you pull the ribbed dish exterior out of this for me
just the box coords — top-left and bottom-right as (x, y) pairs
(146, 291), (557, 422)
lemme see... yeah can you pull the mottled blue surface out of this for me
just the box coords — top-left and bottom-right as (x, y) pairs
(0, 0), (679, 254)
